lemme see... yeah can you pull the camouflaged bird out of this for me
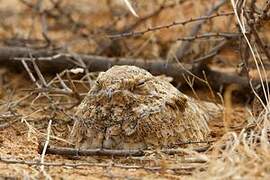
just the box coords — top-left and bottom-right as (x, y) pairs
(70, 65), (222, 150)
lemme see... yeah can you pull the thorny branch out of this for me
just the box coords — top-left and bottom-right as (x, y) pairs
(0, 1), (269, 178)
(176, 0), (229, 59)
(108, 12), (235, 39)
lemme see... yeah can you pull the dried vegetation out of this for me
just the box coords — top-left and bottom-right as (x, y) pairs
(0, 0), (270, 179)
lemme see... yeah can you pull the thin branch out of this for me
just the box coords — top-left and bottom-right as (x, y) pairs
(38, 143), (145, 157)
(38, 143), (210, 158)
(175, 32), (242, 41)
(0, 156), (203, 171)
(0, 46), (261, 92)
(107, 12), (234, 39)
(176, 0), (229, 59)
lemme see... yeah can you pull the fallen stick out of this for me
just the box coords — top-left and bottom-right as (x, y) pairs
(0, 155), (204, 171)
(38, 143), (145, 157)
(38, 143), (209, 157)
(0, 46), (191, 81)
(0, 46), (257, 92)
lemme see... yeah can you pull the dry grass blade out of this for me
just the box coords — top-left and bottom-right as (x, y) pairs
(40, 119), (52, 179)
(0, 0), (270, 179)
(123, 0), (139, 17)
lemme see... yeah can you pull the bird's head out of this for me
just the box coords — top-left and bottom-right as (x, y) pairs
(90, 66), (154, 100)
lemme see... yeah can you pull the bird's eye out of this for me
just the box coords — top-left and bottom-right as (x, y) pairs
(136, 79), (145, 87)
(95, 80), (102, 90)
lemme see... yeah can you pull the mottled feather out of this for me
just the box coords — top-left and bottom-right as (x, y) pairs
(70, 65), (222, 150)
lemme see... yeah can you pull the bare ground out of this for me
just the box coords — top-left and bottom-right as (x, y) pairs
(0, 0), (269, 179)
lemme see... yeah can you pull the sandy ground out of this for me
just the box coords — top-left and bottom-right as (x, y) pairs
(0, 0), (267, 179)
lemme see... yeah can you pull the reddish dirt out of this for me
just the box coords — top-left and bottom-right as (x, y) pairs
(0, 0), (266, 179)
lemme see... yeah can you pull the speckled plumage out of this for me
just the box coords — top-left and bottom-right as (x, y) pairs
(70, 65), (222, 150)
(251, 84), (269, 117)
(252, 97), (264, 117)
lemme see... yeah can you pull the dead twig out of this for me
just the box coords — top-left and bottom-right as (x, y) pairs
(38, 143), (145, 157)
(121, 0), (187, 33)
(0, 46), (260, 93)
(175, 32), (242, 41)
(176, 0), (229, 59)
(108, 11), (234, 39)
(38, 143), (210, 157)
(0, 155), (203, 171)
